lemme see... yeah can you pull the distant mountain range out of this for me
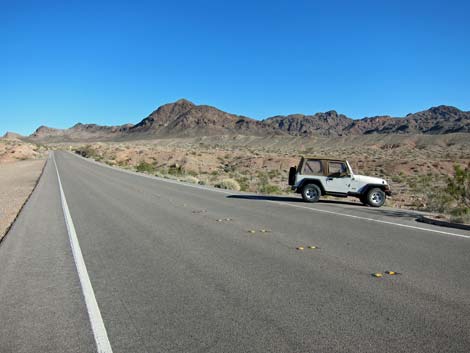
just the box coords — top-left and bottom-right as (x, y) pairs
(17, 99), (470, 142)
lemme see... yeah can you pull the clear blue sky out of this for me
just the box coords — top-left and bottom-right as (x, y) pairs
(1, 0), (469, 136)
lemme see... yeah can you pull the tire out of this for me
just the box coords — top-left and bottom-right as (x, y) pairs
(366, 188), (386, 207)
(301, 184), (321, 203)
(288, 167), (297, 186)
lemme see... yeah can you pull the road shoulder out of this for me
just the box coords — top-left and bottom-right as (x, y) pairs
(0, 158), (47, 240)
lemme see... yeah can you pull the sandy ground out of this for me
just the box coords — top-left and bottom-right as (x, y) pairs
(0, 159), (46, 240)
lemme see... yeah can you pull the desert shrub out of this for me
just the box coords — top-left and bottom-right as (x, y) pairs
(283, 186), (295, 193)
(181, 176), (199, 184)
(215, 178), (241, 191)
(410, 174), (451, 213)
(223, 164), (235, 173)
(163, 174), (178, 180)
(260, 183), (282, 194)
(117, 160), (129, 167)
(267, 169), (281, 179)
(411, 164), (470, 223)
(75, 145), (99, 159)
(168, 165), (184, 176)
(446, 164), (470, 208)
(420, 189), (453, 213)
(446, 164), (470, 221)
(236, 177), (250, 191)
(209, 170), (220, 182)
(136, 161), (155, 173)
(257, 172), (282, 194)
(450, 209), (470, 224)
(257, 171), (269, 184)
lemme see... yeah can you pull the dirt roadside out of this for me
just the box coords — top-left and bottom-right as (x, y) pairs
(0, 159), (47, 240)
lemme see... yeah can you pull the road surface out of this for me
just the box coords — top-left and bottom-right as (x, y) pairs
(1, 151), (469, 353)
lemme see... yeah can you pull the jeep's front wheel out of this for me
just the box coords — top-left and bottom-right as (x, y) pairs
(366, 188), (386, 207)
(301, 184), (321, 203)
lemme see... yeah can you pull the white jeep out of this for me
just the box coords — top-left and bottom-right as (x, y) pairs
(288, 157), (391, 207)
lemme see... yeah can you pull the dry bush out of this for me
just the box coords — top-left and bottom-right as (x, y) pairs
(181, 176), (199, 184)
(215, 178), (241, 191)
(135, 161), (155, 173)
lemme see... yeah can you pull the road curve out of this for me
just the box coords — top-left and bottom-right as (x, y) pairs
(1, 151), (469, 353)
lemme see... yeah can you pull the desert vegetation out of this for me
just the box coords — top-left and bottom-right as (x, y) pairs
(70, 133), (470, 223)
(0, 138), (48, 163)
(74, 141), (290, 193)
(443, 164), (470, 223)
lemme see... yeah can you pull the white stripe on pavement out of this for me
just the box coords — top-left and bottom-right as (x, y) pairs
(276, 202), (470, 240)
(53, 152), (113, 353)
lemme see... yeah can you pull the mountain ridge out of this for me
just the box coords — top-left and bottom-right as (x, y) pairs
(24, 100), (470, 142)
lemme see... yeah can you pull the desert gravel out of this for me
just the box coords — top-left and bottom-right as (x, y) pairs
(0, 159), (46, 239)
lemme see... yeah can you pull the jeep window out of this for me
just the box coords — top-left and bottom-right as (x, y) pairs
(328, 161), (348, 177)
(303, 159), (322, 175)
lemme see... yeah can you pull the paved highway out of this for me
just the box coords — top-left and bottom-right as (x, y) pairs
(1, 151), (469, 353)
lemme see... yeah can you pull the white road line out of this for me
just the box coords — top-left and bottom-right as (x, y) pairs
(69, 151), (470, 240)
(53, 153), (113, 353)
(269, 201), (470, 240)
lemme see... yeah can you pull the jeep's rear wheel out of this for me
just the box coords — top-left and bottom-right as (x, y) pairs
(366, 188), (385, 207)
(301, 184), (321, 203)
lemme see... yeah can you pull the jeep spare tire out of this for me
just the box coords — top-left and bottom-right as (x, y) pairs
(288, 167), (296, 186)
(366, 188), (386, 207)
(301, 184), (321, 203)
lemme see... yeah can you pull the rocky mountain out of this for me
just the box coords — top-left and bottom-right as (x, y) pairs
(128, 99), (278, 137)
(25, 100), (470, 142)
(263, 111), (353, 136)
(346, 106), (470, 135)
(264, 105), (470, 136)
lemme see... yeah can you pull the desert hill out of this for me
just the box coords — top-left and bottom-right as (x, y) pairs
(2, 132), (24, 140)
(25, 100), (470, 142)
(30, 123), (134, 142)
(128, 99), (278, 138)
(346, 105), (470, 135)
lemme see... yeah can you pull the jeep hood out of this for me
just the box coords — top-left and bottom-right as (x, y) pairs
(354, 174), (388, 185)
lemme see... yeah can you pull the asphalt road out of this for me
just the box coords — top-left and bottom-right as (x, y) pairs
(1, 151), (470, 353)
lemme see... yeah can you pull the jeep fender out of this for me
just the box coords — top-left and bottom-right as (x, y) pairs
(359, 184), (390, 196)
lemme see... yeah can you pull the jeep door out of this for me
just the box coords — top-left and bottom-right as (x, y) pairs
(324, 161), (351, 194)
